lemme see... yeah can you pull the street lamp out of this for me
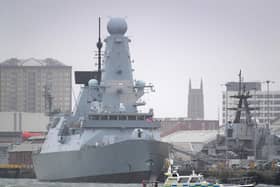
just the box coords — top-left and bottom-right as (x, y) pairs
(250, 87), (259, 159)
(221, 83), (231, 167)
(251, 87), (258, 124)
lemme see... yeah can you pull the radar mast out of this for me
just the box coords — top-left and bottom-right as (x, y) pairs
(96, 17), (103, 85)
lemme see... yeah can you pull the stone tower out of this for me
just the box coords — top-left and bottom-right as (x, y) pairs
(187, 79), (204, 119)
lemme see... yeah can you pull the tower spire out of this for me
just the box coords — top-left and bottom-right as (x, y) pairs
(200, 78), (203, 90)
(189, 79), (192, 91)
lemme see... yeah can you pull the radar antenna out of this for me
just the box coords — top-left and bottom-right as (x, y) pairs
(96, 17), (103, 85)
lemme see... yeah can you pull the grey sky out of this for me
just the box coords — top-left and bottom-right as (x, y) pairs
(1, 0), (280, 119)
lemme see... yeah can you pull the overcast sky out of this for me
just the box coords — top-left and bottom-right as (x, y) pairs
(1, 0), (280, 119)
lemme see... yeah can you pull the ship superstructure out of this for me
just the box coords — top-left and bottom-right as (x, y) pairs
(202, 71), (280, 161)
(32, 17), (170, 183)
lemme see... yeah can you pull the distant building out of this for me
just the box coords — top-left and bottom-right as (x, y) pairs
(0, 112), (48, 132)
(0, 111), (47, 165)
(0, 132), (22, 164)
(225, 82), (262, 92)
(0, 58), (72, 113)
(8, 136), (44, 170)
(222, 81), (280, 125)
(187, 79), (204, 119)
(159, 118), (219, 161)
(270, 116), (280, 135)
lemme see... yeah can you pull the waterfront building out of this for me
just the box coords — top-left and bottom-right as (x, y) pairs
(222, 81), (280, 126)
(159, 118), (219, 161)
(0, 58), (72, 113)
(187, 79), (204, 119)
(158, 118), (219, 137)
(0, 132), (22, 164)
(0, 111), (47, 165)
(0, 112), (48, 132)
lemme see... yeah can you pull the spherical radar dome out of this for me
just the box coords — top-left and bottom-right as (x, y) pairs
(107, 17), (127, 35)
(88, 79), (98, 87)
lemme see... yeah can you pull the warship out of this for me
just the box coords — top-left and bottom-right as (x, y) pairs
(32, 17), (170, 183)
(201, 71), (280, 161)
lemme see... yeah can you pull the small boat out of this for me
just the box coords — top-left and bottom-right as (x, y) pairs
(164, 170), (223, 187)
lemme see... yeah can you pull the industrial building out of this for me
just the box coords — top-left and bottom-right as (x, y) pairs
(0, 58), (68, 168)
(161, 130), (220, 159)
(0, 58), (72, 113)
(159, 118), (219, 161)
(0, 112), (47, 165)
(159, 118), (219, 137)
(222, 81), (280, 126)
(158, 78), (217, 162)
(0, 112), (48, 132)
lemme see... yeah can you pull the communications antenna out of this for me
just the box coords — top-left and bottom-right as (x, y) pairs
(96, 17), (103, 85)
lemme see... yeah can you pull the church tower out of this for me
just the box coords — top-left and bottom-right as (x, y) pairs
(187, 79), (204, 119)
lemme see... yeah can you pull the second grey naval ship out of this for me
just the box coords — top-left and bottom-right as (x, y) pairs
(32, 17), (170, 183)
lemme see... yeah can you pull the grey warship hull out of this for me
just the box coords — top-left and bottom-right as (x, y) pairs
(33, 140), (169, 183)
(33, 18), (170, 183)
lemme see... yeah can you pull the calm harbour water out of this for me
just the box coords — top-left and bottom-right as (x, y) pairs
(0, 179), (142, 187)
(0, 179), (278, 187)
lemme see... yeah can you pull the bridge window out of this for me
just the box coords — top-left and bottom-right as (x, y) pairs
(145, 116), (153, 120)
(137, 116), (144, 120)
(128, 115), (136, 120)
(119, 115), (127, 120)
(109, 115), (118, 120)
(101, 115), (108, 120)
(89, 115), (99, 120)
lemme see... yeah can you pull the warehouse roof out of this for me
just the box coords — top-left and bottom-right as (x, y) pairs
(8, 143), (42, 152)
(161, 130), (221, 143)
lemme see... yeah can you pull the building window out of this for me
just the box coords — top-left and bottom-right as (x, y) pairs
(274, 95), (280, 98)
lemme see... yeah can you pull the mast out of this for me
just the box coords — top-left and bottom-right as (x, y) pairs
(229, 70), (254, 124)
(96, 17), (103, 85)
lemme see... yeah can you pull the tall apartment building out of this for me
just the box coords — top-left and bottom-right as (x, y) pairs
(0, 58), (72, 113)
(187, 79), (204, 119)
(222, 82), (280, 126)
